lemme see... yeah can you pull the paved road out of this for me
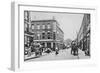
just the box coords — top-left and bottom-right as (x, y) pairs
(26, 48), (90, 62)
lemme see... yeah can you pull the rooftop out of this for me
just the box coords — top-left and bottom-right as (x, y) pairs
(31, 19), (57, 22)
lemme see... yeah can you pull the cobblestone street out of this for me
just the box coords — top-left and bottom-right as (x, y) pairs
(26, 48), (90, 62)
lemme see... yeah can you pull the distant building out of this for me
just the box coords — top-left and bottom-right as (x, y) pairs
(24, 11), (64, 51)
(64, 39), (72, 47)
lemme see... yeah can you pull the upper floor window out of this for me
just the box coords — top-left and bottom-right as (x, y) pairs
(42, 24), (45, 29)
(24, 11), (28, 20)
(24, 23), (27, 30)
(37, 33), (40, 40)
(47, 32), (51, 39)
(24, 36), (27, 43)
(47, 24), (51, 29)
(37, 25), (40, 29)
(32, 24), (34, 30)
(24, 23), (29, 32)
(57, 31), (59, 34)
(42, 33), (45, 39)
(24, 11), (29, 22)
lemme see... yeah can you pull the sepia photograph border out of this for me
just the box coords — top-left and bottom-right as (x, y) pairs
(11, 2), (97, 71)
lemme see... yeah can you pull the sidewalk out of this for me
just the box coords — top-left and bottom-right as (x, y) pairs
(24, 51), (55, 61)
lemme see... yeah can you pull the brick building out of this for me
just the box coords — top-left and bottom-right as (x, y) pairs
(24, 11), (64, 52)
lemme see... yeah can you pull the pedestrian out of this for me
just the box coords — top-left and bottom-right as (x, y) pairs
(55, 47), (59, 55)
(27, 46), (32, 57)
(73, 43), (76, 55)
(75, 43), (78, 56)
(71, 41), (74, 55)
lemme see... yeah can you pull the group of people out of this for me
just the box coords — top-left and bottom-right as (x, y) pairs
(25, 42), (54, 57)
(25, 40), (90, 58)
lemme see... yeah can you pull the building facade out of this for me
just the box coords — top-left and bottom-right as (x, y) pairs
(24, 11), (64, 54)
(30, 19), (64, 51)
(77, 14), (90, 55)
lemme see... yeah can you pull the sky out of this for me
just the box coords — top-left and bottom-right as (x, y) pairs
(30, 11), (84, 40)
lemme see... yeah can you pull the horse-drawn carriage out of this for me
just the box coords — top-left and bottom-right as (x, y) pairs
(71, 41), (78, 56)
(32, 43), (43, 57)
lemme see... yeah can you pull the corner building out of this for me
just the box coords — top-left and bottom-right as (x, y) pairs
(30, 19), (64, 51)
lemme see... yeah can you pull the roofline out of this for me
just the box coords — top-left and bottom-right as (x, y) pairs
(31, 19), (57, 22)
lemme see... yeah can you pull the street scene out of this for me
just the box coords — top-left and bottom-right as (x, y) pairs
(24, 11), (90, 61)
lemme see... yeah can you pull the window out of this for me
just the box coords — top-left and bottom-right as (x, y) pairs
(42, 25), (45, 29)
(37, 33), (40, 40)
(25, 23), (28, 28)
(24, 36), (27, 44)
(42, 33), (45, 39)
(57, 31), (59, 34)
(47, 24), (51, 29)
(37, 25), (40, 29)
(53, 32), (56, 40)
(32, 24), (34, 30)
(47, 32), (51, 39)
(24, 11), (28, 20)
(24, 23), (27, 31)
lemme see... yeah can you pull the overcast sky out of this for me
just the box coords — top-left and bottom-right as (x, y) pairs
(30, 11), (84, 40)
